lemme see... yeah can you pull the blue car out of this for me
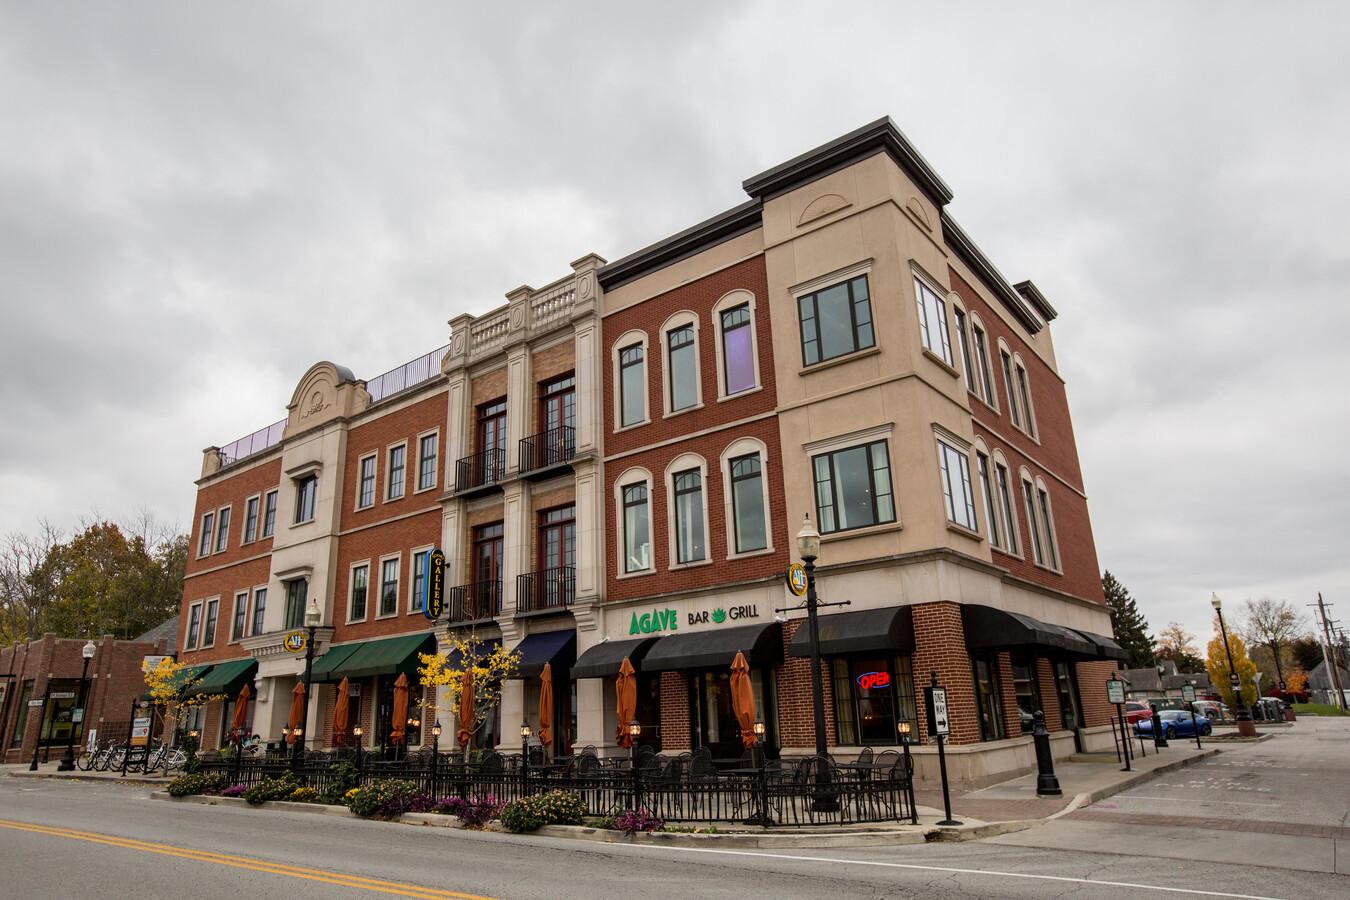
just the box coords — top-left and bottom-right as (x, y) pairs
(1134, 709), (1212, 738)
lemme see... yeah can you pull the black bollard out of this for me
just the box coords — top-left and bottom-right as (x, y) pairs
(1032, 710), (1062, 796)
(1149, 704), (1169, 748)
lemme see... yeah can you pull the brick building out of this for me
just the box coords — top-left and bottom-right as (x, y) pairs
(0, 630), (173, 764)
(175, 118), (1120, 785)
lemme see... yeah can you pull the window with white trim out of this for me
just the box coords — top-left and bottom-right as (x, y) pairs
(198, 512), (214, 558)
(243, 496), (259, 543)
(672, 468), (707, 563)
(417, 432), (438, 491)
(1014, 358), (1037, 438)
(621, 482), (651, 573)
(251, 586), (267, 635)
(720, 304), (756, 395)
(386, 443), (406, 500)
(1022, 475), (1046, 566)
(1037, 482), (1060, 570)
(971, 318), (995, 406)
(619, 342), (646, 427)
(201, 597), (219, 648)
(284, 579), (307, 629)
(261, 490), (277, 538)
(976, 451), (1002, 549)
(185, 602), (202, 649)
(729, 453), (767, 553)
(812, 440), (895, 534)
(954, 306), (975, 392)
(357, 455), (376, 509)
(1001, 349), (1022, 429)
(914, 275), (953, 365)
(411, 549), (429, 613)
(231, 591), (249, 642)
(214, 506), (231, 553)
(936, 439), (977, 531)
(379, 557), (400, 617)
(995, 459), (1020, 555)
(667, 323), (698, 412)
(349, 564), (369, 622)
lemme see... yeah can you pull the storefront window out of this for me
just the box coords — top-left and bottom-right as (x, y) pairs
(689, 668), (776, 758)
(40, 680), (82, 746)
(1055, 661), (1081, 731)
(972, 654), (1005, 741)
(832, 656), (916, 746)
(10, 681), (33, 748)
(1011, 653), (1042, 734)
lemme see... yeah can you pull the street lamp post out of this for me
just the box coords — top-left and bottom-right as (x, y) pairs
(627, 719), (641, 811)
(520, 722), (531, 795)
(745, 718), (773, 827)
(431, 721), (441, 789)
(898, 721), (918, 825)
(352, 725), (363, 770)
(58, 641), (97, 772)
(1211, 594), (1255, 737)
(293, 601), (322, 770)
(796, 516), (838, 812)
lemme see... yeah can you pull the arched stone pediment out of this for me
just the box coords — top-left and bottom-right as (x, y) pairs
(284, 361), (368, 438)
(797, 192), (852, 227)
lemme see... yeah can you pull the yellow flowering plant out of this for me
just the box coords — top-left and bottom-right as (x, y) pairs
(418, 630), (520, 758)
(143, 657), (226, 747)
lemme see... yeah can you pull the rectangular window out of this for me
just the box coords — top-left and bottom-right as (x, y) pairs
(379, 558), (399, 617)
(1016, 365), (1036, 437)
(251, 587), (267, 636)
(294, 475), (317, 523)
(215, 508), (230, 553)
(622, 483), (651, 573)
(244, 496), (259, 543)
(798, 275), (874, 366)
(284, 579), (307, 629)
(832, 656), (917, 746)
(1011, 654), (1042, 735)
(729, 453), (767, 553)
(1001, 351), (1022, 428)
(231, 592), (249, 641)
(1023, 480), (1046, 566)
(387, 444), (405, 500)
(977, 452), (1001, 549)
(667, 325), (697, 412)
(186, 604), (202, 649)
(954, 307), (974, 391)
(672, 469), (706, 564)
(349, 565), (368, 621)
(10, 681), (34, 748)
(411, 550), (429, 612)
(937, 439), (978, 531)
(972, 653), (1004, 741)
(262, 491), (277, 538)
(619, 344), (645, 427)
(996, 463), (1020, 555)
(357, 456), (376, 508)
(720, 304), (755, 395)
(198, 512), (214, 557)
(973, 324), (994, 405)
(812, 440), (895, 534)
(914, 276), (953, 364)
(417, 433), (438, 491)
(1038, 488), (1060, 570)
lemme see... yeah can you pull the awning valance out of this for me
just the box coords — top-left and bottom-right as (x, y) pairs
(169, 664), (213, 694)
(1075, 630), (1129, 661)
(187, 659), (257, 698)
(961, 605), (1096, 659)
(572, 637), (659, 679)
(513, 630), (576, 679)
(643, 622), (782, 673)
(787, 606), (914, 658)
(311, 633), (437, 682)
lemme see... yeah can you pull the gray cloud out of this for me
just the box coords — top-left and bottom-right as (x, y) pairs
(2, 1), (1347, 643)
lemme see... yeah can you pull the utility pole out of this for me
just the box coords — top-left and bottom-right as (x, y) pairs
(1313, 594), (1347, 711)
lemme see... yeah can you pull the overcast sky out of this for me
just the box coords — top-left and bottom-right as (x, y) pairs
(2, 2), (1347, 643)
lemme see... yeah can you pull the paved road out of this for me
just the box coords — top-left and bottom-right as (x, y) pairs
(2, 726), (1346, 900)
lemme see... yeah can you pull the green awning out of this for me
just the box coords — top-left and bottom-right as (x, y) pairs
(187, 659), (257, 698)
(169, 664), (214, 693)
(312, 633), (437, 682)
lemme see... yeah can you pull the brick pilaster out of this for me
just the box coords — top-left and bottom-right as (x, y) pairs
(659, 672), (690, 751)
(910, 602), (979, 744)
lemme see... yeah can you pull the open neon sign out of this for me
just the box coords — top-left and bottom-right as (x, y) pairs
(857, 671), (891, 690)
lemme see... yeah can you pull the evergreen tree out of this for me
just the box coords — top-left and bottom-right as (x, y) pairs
(1102, 570), (1156, 668)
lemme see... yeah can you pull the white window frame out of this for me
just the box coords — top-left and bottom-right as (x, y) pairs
(712, 289), (762, 400)
(665, 453), (711, 569)
(385, 440), (408, 502)
(951, 298), (975, 395)
(1012, 353), (1038, 440)
(415, 428), (440, 494)
(355, 453), (377, 510)
(968, 312), (998, 410)
(251, 584), (268, 636)
(1020, 467), (1049, 568)
(376, 553), (401, 619)
(973, 439), (1001, 550)
(993, 450), (1022, 558)
(229, 590), (250, 643)
(408, 545), (434, 614)
(912, 268), (954, 367)
(934, 430), (979, 535)
(293, 474), (318, 525)
(213, 505), (232, 554)
(242, 494), (261, 545)
(612, 329), (651, 432)
(347, 560), (371, 624)
(261, 489), (278, 538)
(197, 511), (215, 559)
(997, 338), (1023, 431)
(200, 596), (220, 648)
(719, 437), (774, 559)
(613, 467), (654, 578)
(185, 600), (203, 650)
(659, 311), (704, 417)
(1034, 476), (1062, 573)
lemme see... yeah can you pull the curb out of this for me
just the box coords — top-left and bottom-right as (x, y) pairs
(1048, 747), (1221, 820)
(9, 770), (170, 788)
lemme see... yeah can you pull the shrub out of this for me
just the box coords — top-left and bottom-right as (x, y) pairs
(583, 815), (616, 831)
(244, 774), (302, 806)
(436, 795), (503, 828)
(221, 784), (248, 798)
(613, 808), (664, 834)
(319, 762), (362, 804)
(346, 779), (419, 819)
(499, 790), (584, 833)
(167, 772), (228, 797)
(406, 793), (437, 813)
(287, 787), (319, 803)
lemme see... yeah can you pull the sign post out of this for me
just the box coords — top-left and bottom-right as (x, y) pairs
(924, 671), (960, 826)
(1182, 681), (1202, 750)
(27, 696), (49, 771)
(1107, 676), (1131, 772)
(424, 548), (445, 621)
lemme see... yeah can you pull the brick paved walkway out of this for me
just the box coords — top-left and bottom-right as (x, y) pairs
(1064, 808), (1350, 840)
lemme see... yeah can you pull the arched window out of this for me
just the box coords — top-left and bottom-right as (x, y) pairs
(969, 312), (996, 408)
(973, 439), (1000, 549)
(665, 453), (710, 566)
(712, 290), (761, 398)
(719, 437), (772, 556)
(613, 467), (653, 575)
(612, 329), (650, 430)
(992, 450), (1021, 557)
(1033, 476), (1060, 571)
(1012, 352), (1038, 439)
(659, 311), (702, 416)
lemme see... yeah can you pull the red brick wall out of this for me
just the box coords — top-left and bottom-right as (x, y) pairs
(186, 458), (283, 574)
(180, 555), (272, 663)
(659, 672), (691, 751)
(340, 390), (449, 531)
(1037, 658), (1064, 732)
(1075, 660), (1118, 727)
(331, 509), (441, 642)
(910, 602), (980, 745)
(776, 620), (837, 748)
(531, 342), (575, 433)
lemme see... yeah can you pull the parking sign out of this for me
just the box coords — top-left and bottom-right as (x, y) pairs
(1106, 678), (1125, 705)
(1181, 683), (1196, 703)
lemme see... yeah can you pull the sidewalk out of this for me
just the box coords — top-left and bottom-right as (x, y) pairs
(2, 761), (171, 785)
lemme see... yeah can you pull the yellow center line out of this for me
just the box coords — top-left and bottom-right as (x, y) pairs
(0, 818), (497, 900)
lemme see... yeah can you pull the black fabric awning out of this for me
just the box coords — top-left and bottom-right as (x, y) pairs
(572, 637), (659, 679)
(513, 630), (576, 679)
(787, 606), (915, 657)
(1075, 630), (1129, 661)
(643, 622), (782, 672)
(961, 605), (1096, 658)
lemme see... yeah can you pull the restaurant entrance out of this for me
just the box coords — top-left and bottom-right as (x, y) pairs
(688, 667), (777, 760)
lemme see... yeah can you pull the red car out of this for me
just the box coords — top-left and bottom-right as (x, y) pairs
(1124, 701), (1156, 725)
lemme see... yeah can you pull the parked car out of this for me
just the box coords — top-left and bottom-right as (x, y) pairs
(1134, 709), (1212, 738)
(1124, 701), (1155, 725)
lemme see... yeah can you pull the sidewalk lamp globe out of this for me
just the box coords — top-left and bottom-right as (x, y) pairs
(304, 601), (322, 629)
(1210, 593), (1222, 611)
(82, 640), (96, 660)
(796, 516), (820, 562)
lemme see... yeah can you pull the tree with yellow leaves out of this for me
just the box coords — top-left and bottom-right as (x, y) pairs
(419, 631), (520, 760)
(1206, 625), (1259, 710)
(143, 657), (225, 746)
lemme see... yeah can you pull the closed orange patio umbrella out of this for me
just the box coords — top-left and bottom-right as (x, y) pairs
(457, 666), (475, 750)
(331, 677), (350, 746)
(285, 681), (306, 745)
(390, 673), (409, 745)
(615, 657), (637, 748)
(730, 651), (757, 750)
(538, 663), (554, 754)
(230, 684), (251, 742)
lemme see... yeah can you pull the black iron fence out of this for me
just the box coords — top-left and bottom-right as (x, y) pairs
(516, 567), (574, 614)
(446, 581), (501, 624)
(518, 426), (575, 474)
(196, 749), (913, 827)
(455, 449), (505, 494)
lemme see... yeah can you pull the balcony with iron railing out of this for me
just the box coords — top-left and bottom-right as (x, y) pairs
(445, 581), (501, 625)
(516, 567), (575, 616)
(518, 426), (575, 479)
(455, 448), (505, 496)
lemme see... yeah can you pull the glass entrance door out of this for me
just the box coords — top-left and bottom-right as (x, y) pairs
(1055, 661), (1083, 750)
(690, 669), (776, 760)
